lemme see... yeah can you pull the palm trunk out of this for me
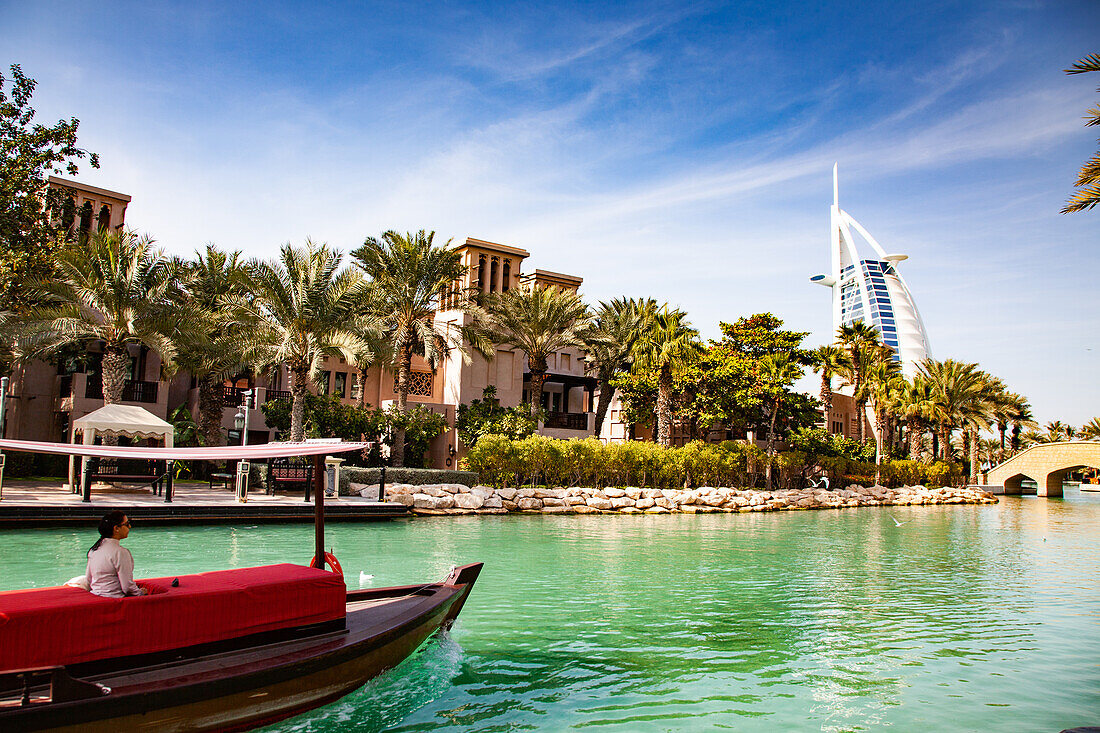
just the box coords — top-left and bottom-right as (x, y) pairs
(355, 367), (366, 409)
(820, 376), (832, 432)
(100, 344), (130, 446)
(968, 428), (979, 485)
(874, 408), (887, 485)
(593, 367), (616, 438)
(392, 345), (412, 467)
(527, 369), (548, 417)
(289, 365), (309, 442)
(855, 396), (867, 443)
(932, 428), (940, 461)
(198, 373), (225, 447)
(908, 419), (922, 460)
(656, 364), (672, 447)
(765, 399), (779, 490)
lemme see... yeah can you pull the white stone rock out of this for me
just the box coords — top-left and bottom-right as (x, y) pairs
(482, 494), (503, 509)
(541, 497), (567, 507)
(624, 487), (643, 499)
(586, 497), (613, 510)
(435, 494), (456, 509)
(417, 485), (445, 497)
(497, 487), (518, 501)
(454, 493), (484, 510)
(517, 497), (543, 510)
(636, 497), (655, 509)
(412, 493), (436, 508)
(535, 487), (566, 499)
(470, 486), (494, 500)
(604, 487), (626, 498)
(610, 496), (635, 509)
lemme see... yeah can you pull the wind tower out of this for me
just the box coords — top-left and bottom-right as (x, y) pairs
(810, 165), (931, 378)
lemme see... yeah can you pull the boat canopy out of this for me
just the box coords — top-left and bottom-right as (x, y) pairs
(0, 438), (372, 461)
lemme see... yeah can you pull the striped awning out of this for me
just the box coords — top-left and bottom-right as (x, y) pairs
(0, 439), (372, 461)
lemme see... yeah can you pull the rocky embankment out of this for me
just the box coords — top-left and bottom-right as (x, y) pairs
(360, 483), (998, 515)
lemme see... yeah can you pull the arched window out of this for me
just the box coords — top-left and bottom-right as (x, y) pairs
(502, 259), (511, 291)
(97, 205), (111, 230)
(490, 257), (499, 292)
(477, 255), (487, 292)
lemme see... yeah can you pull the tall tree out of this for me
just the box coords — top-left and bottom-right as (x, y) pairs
(246, 241), (375, 442)
(809, 344), (850, 431)
(632, 307), (703, 446)
(1063, 53), (1100, 213)
(352, 230), (491, 465)
(758, 352), (804, 490)
(1079, 417), (1100, 441)
(836, 321), (882, 443)
(898, 376), (939, 461)
(584, 297), (652, 437)
(864, 355), (904, 484)
(483, 284), (593, 416)
(22, 229), (191, 440)
(0, 64), (99, 375)
(176, 245), (257, 447)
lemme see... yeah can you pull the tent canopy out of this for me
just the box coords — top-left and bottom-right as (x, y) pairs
(72, 404), (174, 442)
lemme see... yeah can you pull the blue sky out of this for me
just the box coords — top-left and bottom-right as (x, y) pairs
(2, 0), (1097, 426)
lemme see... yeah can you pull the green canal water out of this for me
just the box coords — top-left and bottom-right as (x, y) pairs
(2, 493), (1098, 732)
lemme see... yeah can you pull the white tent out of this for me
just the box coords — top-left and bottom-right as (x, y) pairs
(67, 405), (174, 490)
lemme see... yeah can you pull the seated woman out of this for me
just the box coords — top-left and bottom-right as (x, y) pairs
(85, 511), (148, 597)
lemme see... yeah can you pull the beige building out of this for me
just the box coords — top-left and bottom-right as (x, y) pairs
(2, 182), (598, 469)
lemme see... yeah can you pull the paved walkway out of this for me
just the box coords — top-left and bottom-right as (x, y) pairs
(0, 479), (407, 525)
(0, 479), (380, 507)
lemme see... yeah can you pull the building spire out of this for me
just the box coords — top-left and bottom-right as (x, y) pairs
(833, 162), (839, 208)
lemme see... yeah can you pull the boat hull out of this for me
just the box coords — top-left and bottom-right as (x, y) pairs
(2, 563), (481, 733)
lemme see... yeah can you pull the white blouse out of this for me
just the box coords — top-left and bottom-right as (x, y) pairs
(85, 538), (143, 598)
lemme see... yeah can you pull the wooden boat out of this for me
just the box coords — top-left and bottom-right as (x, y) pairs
(0, 439), (482, 732)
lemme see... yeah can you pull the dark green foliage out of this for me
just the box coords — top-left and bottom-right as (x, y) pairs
(260, 396), (446, 468)
(338, 466), (478, 494)
(787, 426), (875, 461)
(456, 386), (538, 446)
(464, 435), (964, 490)
(0, 65), (99, 345)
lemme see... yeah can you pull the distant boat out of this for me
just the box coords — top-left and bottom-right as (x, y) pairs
(0, 439), (482, 732)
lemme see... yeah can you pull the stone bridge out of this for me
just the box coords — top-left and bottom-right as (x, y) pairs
(983, 441), (1100, 497)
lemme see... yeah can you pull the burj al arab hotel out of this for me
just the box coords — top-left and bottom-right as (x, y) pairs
(810, 165), (932, 377)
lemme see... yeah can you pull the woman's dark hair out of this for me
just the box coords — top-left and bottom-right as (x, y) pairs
(88, 511), (128, 556)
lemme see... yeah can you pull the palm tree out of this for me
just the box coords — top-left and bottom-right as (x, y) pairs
(758, 352), (804, 490)
(176, 245), (257, 447)
(918, 358), (987, 463)
(993, 391), (1034, 457)
(809, 344), (850, 432)
(1009, 403), (1037, 453)
(1079, 417), (1100, 441)
(632, 307), (703, 446)
(897, 376), (939, 461)
(1044, 420), (1076, 442)
(865, 355), (904, 484)
(836, 321), (881, 443)
(584, 297), (653, 437)
(22, 229), (191, 439)
(352, 230), (491, 465)
(483, 284), (593, 416)
(246, 240), (375, 442)
(1063, 54), (1100, 213)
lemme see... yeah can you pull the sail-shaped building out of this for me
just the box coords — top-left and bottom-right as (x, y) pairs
(810, 165), (931, 377)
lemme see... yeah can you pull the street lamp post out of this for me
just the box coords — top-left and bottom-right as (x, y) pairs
(233, 389), (253, 502)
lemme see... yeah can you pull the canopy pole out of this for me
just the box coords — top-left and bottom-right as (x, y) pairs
(313, 453), (325, 569)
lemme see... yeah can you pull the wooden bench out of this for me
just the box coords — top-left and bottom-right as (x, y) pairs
(267, 457), (313, 495)
(209, 472), (234, 491)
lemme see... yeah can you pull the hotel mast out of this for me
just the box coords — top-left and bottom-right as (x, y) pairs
(810, 164), (932, 377)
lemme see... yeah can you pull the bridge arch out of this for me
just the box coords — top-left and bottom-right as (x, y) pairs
(984, 442), (1100, 498)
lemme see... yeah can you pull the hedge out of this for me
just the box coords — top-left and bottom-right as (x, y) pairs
(463, 435), (964, 490)
(338, 466), (479, 495)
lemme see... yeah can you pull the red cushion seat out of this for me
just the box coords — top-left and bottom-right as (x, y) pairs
(0, 564), (346, 672)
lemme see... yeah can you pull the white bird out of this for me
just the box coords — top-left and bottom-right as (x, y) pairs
(359, 572), (375, 586)
(889, 515), (911, 527)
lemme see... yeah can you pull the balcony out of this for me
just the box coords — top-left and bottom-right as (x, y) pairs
(544, 412), (589, 430)
(85, 377), (159, 404)
(265, 389), (291, 403)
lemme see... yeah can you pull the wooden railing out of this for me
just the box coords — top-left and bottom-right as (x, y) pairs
(544, 412), (588, 430)
(85, 378), (159, 403)
(265, 389), (291, 403)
